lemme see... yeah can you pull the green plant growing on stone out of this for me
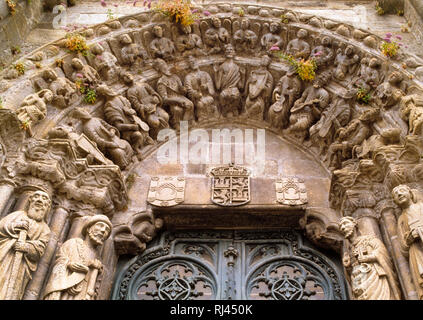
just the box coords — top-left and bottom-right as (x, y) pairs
(381, 33), (401, 58)
(375, 2), (384, 15)
(397, 9), (404, 16)
(107, 8), (115, 20)
(275, 51), (317, 81)
(64, 33), (90, 56)
(84, 88), (97, 104)
(55, 58), (64, 68)
(11, 46), (21, 55)
(0, 97), (3, 109)
(356, 88), (371, 104)
(20, 119), (30, 131)
(238, 8), (245, 17)
(280, 14), (289, 24)
(6, 0), (16, 15)
(13, 62), (25, 75)
(151, 0), (200, 26)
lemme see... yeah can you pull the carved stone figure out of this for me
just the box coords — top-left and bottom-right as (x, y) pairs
(204, 17), (230, 54)
(286, 72), (331, 140)
(153, 58), (194, 130)
(176, 24), (205, 57)
(72, 107), (134, 169)
(97, 84), (153, 158)
(309, 89), (354, 155)
(119, 33), (149, 67)
(70, 58), (100, 87)
(150, 25), (176, 61)
(352, 57), (382, 92)
(354, 127), (401, 159)
(44, 215), (112, 300)
(90, 42), (119, 82)
(122, 71), (169, 139)
(392, 185), (423, 299)
(184, 56), (218, 122)
(400, 94), (423, 136)
(34, 68), (78, 109)
(0, 190), (51, 299)
(268, 66), (302, 129)
(16, 89), (53, 135)
(243, 55), (274, 120)
(326, 108), (380, 169)
(286, 29), (311, 59)
(233, 19), (258, 53)
(333, 45), (360, 81)
(261, 22), (284, 51)
(310, 36), (334, 68)
(374, 71), (406, 109)
(214, 44), (245, 117)
(339, 216), (401, 300)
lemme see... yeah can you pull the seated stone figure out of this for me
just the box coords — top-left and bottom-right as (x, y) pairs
(333, 45), (360, 81)
(268, 66), (302, 129)
(326, 108), (380, 169)
(153, 58), (194, 130)
(90, 42), (119, 82)
(72, 107), (134, 170)
(97, 85), (153, 159)
(261, 22), (284, 52)
(70, 58), (100, 87)
(176, 24), (205, 57)
(204, 17), (230, 55)
(286, 29), (311, 59)
(184, 56), (219, 122)
(119, 33), (149, 67)
(400, 94), (423, 136)
(150, 25), (176, 61)
(122, 71), (169, 140)
(286, 71), (332, 141)
(233, 19), (258, 53)
(243, 55), (274, 120)
(374, 71), (406, 109)
(34, 68), (78, 109)
(310, 36), (334, 68)
(213, 44), (245, 117)
(351, 57), (382, 93)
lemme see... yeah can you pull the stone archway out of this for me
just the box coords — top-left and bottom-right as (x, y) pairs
(0, 2), (422, 300)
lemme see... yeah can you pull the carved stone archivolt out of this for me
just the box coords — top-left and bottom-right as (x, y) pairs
(0, 2), (422, 300)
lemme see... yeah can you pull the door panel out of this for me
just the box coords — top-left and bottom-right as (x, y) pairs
(113, 230), (348, 300)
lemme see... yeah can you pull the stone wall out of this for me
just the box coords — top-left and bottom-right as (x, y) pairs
(0, 0), (44, 67)
(405, 0), (423, 42)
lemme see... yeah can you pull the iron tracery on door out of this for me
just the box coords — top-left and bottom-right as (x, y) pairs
(112, 230), (348, 300)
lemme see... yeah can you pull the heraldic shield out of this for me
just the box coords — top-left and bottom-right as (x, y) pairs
(210, 164), (250, 206)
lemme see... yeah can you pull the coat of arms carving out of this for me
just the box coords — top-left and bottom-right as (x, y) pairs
(210, 164), (250, 206)
(276, 177), (308, 206)
(147, 176), (185, 207)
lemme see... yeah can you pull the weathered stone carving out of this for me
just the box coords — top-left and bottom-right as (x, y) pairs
(326, 108), (380, 169)
(0, 190), (51, 299)
(339, 216), (401, 300)
(44, 215), (112, 300)
(260, 22), (284, 51)
(90, 42), (119, 82)
(117, 33), (149, 67)
(392, 185), (423, 299)
(97, 84), (153, 159)
(214, 44), (245, 117)
(153, 58), (194, 130)
(243, 55), (273, 120)
(351, 57), (382, 93)
(147, 176), (185, 207)
(184, 56), (219, 122)
(286, 29), (311, 59)
(310, 36), (334, 68)
(70, 58), (100, 87)
(276, 177), (307, 205)
(333, 45), (360, 81)
(175, 24), (205, 57)
(72, 107), (134, 170)
(149, 25), (176, 61)
(286, 71), (331, 140)
(33, 68), (78, 109)
(233, 18), (259, 54)
(203, 17), (230, 55)
(16, 89), (53, 135)
(309, 89), (353, 155)
(400, 94), (423, 136)
(122, 71), (169, 139)
(268, 66), (302, 129)
(210, 164), (250, 206)
(374, 71), (406, 110)
(354, 127), (401, 159)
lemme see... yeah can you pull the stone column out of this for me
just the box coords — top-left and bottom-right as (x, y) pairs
(380, 205), (418, 300)
(23, 200), (71, 300)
